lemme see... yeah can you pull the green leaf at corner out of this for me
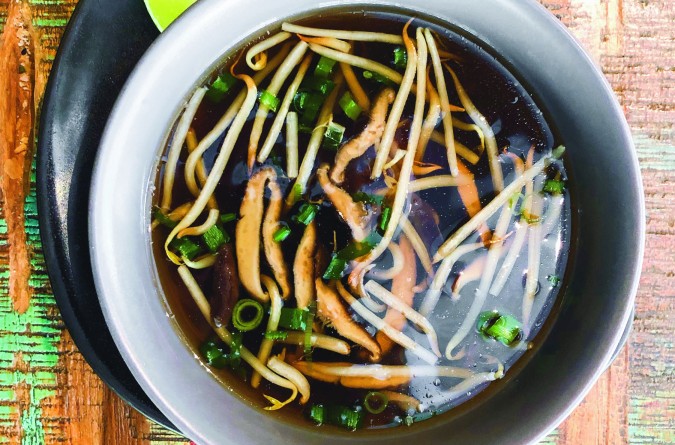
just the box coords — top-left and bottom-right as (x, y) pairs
(144, 0), (197, 32)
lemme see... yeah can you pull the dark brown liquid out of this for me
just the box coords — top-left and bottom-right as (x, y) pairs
(152, 11), (570, 431)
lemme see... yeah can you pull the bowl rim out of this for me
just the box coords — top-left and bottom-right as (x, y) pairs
(89, 0), (644, 443)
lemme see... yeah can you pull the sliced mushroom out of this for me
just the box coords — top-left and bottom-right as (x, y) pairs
(262, 174), (292, 299)
(317, 164), (370, 242)
(292, 361), (409, 389)
(209, 243), (239, 327)
(292, 361), (477, 389)
(380, 391), (421, 412)
(236, 167), (275, 302)
(277, 331), (350, 355)
(341, 376), (410, 389)
(375, 235), (416, 357)
(315, 278), (381, 362)
(294, 221), (317, 309)
(330, 88), (396, 184)
(457, 159), (491, 245)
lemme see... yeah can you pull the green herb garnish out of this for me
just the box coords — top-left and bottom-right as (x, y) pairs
(232, 299), (265, 332)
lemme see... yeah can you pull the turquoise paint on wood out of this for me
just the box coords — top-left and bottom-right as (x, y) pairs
(634, 133), (675, 171)
(0, 161), (61, 443)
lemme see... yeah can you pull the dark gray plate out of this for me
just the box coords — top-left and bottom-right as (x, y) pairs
(35, 0), (176, 432)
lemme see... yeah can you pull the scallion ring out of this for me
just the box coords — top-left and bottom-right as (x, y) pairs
(232, 299), (265, 331)
(364, 391), (389, 414)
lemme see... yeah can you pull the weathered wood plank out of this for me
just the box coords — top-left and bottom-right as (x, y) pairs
(628, 167), (675, 445)
(1, 2), (64, 444)
(558, 347), (630, 444)
(540, 0), (675, 444)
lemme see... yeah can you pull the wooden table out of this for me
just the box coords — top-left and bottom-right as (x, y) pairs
(0, 0), (672, 443)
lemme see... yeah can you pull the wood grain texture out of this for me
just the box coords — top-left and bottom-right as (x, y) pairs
(539, 1), (675, 444)
(0, 0), (34, 315)
(0, 0), (672, 444)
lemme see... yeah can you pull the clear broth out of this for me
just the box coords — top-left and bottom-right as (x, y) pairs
(152, 11), (571, 430)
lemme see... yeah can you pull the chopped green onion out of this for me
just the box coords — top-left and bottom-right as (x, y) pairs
(364, 392), (389, 414)
(202, 223), (230, 253)
(352, 192), (385, 206)
(322, 121), (346, 151)
(330, 406), (364, 430)
(547, 275), (561, 287)
(273, 223), (291, 242)
(336, 234), (380, 261)
(169, 237), (203, 260)
(278, 307), (313, 331)
(206, 72), (238, 103)
(224, 331), (243, 370)
(308, 404), (364, 430)
(303, 303), (316, 358)
(200, 340), (222, 364)
(309, 404), (325, 424)
(378, 206), (392, 234)
(199, 334), (242, 369)
(392, 46), (407, 70)
(322, 256), (348, 280)
(477, 311), (522, 346)
(229, 331), (243, 354)
(302, 76), (335, 95)
(314, 56), (337, 78)
(543, 178), (565, 195)
(487, 316), (522, 345)
(264, 331), (289, 340)
(322, 232), (382, 279)
(293, 91), (324, 123)
(362, 70), (395, 86)
(232, 299), (265, 332)
(258, 89), (280, 112)
(293, 203), (319, 226)
(339, 91), (362, 121)
(220, 213), (237, 224)
(290, 183), (304, 204)
(298, 122), (315, 134)
(477, 311), (501, 330)
(153, 206), (177, 229)
(207, 354), (233, 369)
